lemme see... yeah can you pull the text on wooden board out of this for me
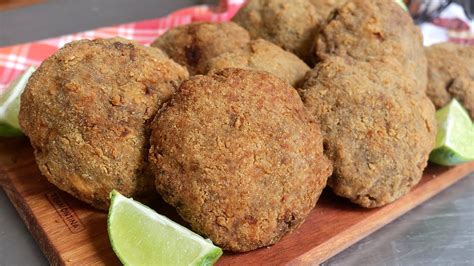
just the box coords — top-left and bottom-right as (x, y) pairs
(45, 191), (85, 233)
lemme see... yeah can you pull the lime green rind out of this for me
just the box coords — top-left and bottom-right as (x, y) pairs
(108, 190), (223, 266)
(395, 0), (408, 11)
(0, 123), (23, 137)
(0, 66), (35, 136)
(107, 191), (128, 265)
(430, 146), (474, 166)
(5, 90), (22, 129)
(433, 101), (450, 150)
(194, 248), (223, 266)
(429, 99), (474, 166)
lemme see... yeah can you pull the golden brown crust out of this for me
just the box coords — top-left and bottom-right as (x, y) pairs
(232, 0), (323, 63)
(19, 38), (189, 210)
(425, 42), (474, 118)
(149, 68), (332, 252)
(299, 57), (436, 208)
(151, 22), (250, 75)
(206, 39), (310, 87)
(314, 0), (427, 92)
(309, 0), (347, 19)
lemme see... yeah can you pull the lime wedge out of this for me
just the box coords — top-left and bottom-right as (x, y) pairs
(108, 190), (223, 266)
(0, 66), (35, 137)
(429, 99), (474, 166)
(395, 0), (408, 11)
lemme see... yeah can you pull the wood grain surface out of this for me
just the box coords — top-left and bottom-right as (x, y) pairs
(0, 137), (472, 265)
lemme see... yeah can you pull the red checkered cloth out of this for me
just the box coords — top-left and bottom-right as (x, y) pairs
(0, 0), (244, 92)
(1, 0), (473, 92)
(419, 3), (474, 46)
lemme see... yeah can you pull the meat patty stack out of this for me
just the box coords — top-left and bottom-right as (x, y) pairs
(234, 0), (436, 207)
(19, 25), (332, 252)
(19, 0), (440, 254)
(299, 0), (437, 207)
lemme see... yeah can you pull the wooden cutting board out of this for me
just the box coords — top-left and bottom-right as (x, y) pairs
(0, 137), (473, 265)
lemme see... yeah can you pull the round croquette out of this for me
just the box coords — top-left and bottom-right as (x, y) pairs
(207, 39), (310, 87)
(232, 0), (322, 63)
(299, 57), (436, 208)
(19, 38), (189, 210)
(149, 68), (332, 252)
(314, 0), (427, 92)
(151, 22), (251, 75)
(425, 42), (474, 119)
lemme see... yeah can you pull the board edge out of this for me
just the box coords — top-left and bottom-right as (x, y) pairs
(1, 170), (65, 266)
(289, 162), (474, 265)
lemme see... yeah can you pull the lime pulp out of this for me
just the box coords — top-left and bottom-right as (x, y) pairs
(429, 99), (474, 166)
(108, 190), (223, 266)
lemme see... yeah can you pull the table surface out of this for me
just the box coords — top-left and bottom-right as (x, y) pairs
(1, 1), (473, 265)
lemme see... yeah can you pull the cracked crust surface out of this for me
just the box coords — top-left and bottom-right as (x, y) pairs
(149, 68), (332, 252)
(151, 22), (250, 75)
(19, 38), (189, 210)
(309, 0), (347, 19)
(206, 39), (310, 87)
(299, 57), (436, 208)
(314, 0), (427, 92)
(425, 42), (474, 118)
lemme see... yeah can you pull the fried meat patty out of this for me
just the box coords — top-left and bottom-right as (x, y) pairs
(19, 38), (189, 209)
(207, 39), (310, 87)
(151, 22), (250, 75)
(425, 42), (474, 118)
(299, 57), (436, 208)
(149, 68), (332, 251)
(233, 0), (322, 62)
(314, 0), (428, 91)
